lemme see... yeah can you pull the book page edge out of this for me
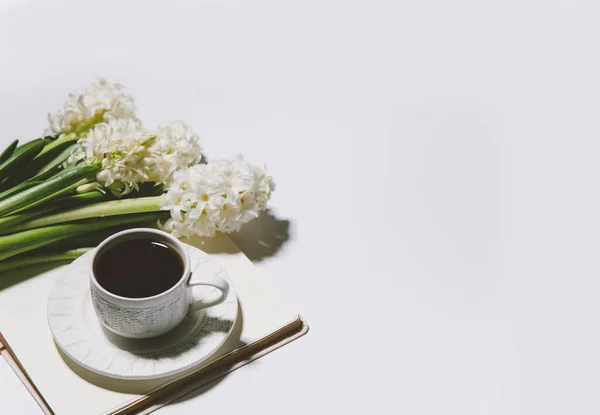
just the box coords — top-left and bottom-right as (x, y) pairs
(0, 334), (53, 415)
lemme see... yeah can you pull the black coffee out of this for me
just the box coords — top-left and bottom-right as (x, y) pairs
(94, 239), (184, 298)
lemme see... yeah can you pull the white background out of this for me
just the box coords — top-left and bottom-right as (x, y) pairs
(1, 0), (600, 414)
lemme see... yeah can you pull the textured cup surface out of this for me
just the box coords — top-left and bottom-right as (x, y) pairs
(89, 228), (193, 339)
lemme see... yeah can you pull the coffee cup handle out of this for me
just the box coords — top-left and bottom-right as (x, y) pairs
(187, 270), (230, 312)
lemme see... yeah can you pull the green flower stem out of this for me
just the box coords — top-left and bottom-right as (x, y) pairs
(0, 191), (108, 233)
(0, 163), (70, 202)
(0, 248), (93, 273)
(0, 235), (75, 262)
(8, 177), (90, 216)
(7, 195), (166, 233)
(0, 165), (99, 217)
(44, 228), (129, 250)
(75, 182), (103, 194)
(0, 212), (167, 261)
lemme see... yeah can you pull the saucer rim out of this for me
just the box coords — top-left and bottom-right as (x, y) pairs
(47, 244), (238, 381)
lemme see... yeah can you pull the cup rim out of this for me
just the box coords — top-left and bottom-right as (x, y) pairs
(89, 228), (190, 302)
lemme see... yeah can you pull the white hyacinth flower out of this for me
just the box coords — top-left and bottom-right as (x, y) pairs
(71, 118), (159, 195)
(68, 119), (203, 196)
(160, 155), (275, 238)
(46, 78), (137, 136)
(146, 120), (203, 185)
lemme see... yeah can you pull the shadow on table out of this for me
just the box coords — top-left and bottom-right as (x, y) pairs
(56, 303), (247, 396)
(230, 209), (291, 262)
(185, 209), (291, 262)
(0, 262), (66, 291)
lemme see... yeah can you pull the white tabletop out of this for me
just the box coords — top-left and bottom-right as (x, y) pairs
(2, 0), (600, 413)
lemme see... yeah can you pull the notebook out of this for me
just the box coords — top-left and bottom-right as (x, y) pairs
(0, 232), (307, 415)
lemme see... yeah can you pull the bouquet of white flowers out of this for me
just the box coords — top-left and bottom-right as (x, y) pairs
(0, 79), (275, 271)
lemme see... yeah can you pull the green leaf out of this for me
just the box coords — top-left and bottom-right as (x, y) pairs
(37, 144), (76, 175)
(0, 165), (99, 217)
(0, 139), (46, 181)
(6, 195), (165, 231)
(0, 212), (167, 261)
(0, 140), (77, 189)
(0, 140), (18, 165)
(0, 164), (66, 202)
(0, 191), (108, 233)
(0, 248), (93, 273)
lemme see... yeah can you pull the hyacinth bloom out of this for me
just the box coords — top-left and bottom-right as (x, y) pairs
(0, 78), (275, 268)
(160, 156), (275, 237)
(66, 119), (203, 195)
(46, 78), (137, 137)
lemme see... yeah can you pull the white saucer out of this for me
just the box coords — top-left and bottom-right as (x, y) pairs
(47, 244), (238, 380)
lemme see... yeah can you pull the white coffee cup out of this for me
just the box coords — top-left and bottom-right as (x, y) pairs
(89, 228), (230, 339)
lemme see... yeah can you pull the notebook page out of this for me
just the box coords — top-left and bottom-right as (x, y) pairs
(0, 233), (298, 415)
